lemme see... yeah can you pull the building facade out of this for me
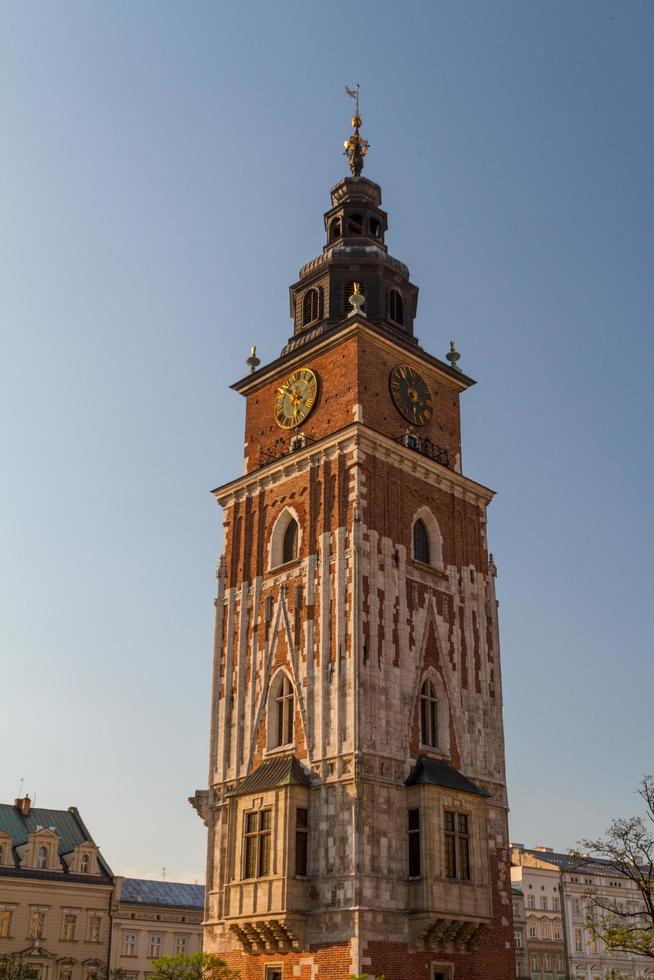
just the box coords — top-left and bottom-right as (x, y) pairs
(109, 878), (203, 980)
(512, 845), (654, 980)
(0, 798), (113, 980)
(193, 111), (515, 979)
(510, 850), (566, 980)
(512, 886), (528, 980)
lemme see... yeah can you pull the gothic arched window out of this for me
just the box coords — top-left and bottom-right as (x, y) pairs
(389, 289), (404, 325)
(420, 679), (439, 747)
(413, 519), (430, 565)
(37, 845), (48, 869)
(347, 213), (363, 235)
(273, 673), (294, 747)
(302, 288), (320, 326)
(329, 217), (341, 241)
(282, 518), (298, 564)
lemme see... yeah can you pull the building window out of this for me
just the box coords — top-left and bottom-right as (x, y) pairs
(295, 808), (309, 876)
(531, 954), (539, 971)
(553, 925), (562, 940)
(514, 930), (522, 948)
(347, 213), (363, 235)
(87, 914), (102, 943)
(36, 845), (48, 869)
(527, 894), (535, 909)
(572, 898), (581, 914)
(0, 844), (4, 864)
(58, 968), (72, 980)
(555, 955), (564, 971)
(529, 924), (537, 939)
(62, 912), (78, 941)
(413, 518), (430, 565)
(265, 970), (282, 980)
(541, 920), (551, 939)
(80, 853), (90, 873)
(302, 288), (322, 327)
(272, 673), (294, 748)
(370, 217), (381, 239)
(148, 935), (162, 958)
(329, 217), (341, 241)
(552, 896), (560, 911)
(174, 936), (188, 955)
(30, 909), (46, 939)
(444, 811), (470, 880)
(122, 933), (137, 956)
(574, 928), (583, 952)
(407, 808), (421, 877)
(544, 954), (551, 970)
(282, 519), (298, 564)
(420, 679), (439, 747)
(243, 808), (272, 879)
(540, 895), (548, 910)
(389, 288), (404, 325)
(0, 909), (13, 938)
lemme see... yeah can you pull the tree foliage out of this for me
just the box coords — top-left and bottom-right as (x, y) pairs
(150, 953), (238, 980)
(0, 958), (38, 980)
(576, 776), (654, 960)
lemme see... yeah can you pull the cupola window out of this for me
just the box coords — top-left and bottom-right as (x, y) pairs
(282, 519), (298, 564)
(389, 288), (404, 325)
(302, 288), (320, 326)
(420, 679), (439, 747)
(413, 519), (430, 565)
(347, 213), (363, 235)
(329, 217), (341, 241)
(370, 217), (381, 239)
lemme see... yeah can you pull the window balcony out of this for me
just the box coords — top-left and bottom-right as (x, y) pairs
(395, 432), (449, 468)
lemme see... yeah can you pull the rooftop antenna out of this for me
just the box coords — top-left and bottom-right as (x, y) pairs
(162, 866), (166, 881)
(17, 777), (24, 797)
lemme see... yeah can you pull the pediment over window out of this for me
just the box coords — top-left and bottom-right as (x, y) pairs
(226, 755), (311, 798)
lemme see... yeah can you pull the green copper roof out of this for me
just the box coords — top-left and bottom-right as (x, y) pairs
(226, 755), (311, 797)
(405, 758), (490, 797)
(0, 803), (112, 877)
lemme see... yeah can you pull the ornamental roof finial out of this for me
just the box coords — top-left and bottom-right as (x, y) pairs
(343, 83), (369, 177)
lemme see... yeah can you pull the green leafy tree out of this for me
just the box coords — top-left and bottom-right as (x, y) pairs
(575, 776), (654, 960)
(0, 957), (38, 980)
(150, 952), (238, 980)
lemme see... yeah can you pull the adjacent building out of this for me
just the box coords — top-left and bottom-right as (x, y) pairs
(109, 878), (203, 980)
(193, 107), (515, 978)
(511, 886), (528, 980)
(512, 844), (654, 980)
(0, 798), (113, 980)
(510, 848), (566, 980)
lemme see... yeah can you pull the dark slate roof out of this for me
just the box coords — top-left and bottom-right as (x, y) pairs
(226, 755), (311, 797)
(519, 848), (626, 877)
(404, 758), (490, 797)
(120, 878), (204, 908)
(512, 885), (524, 895)
(0, 803), (112, 878)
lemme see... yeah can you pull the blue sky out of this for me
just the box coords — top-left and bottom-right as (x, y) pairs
(2, 1), (653, 881)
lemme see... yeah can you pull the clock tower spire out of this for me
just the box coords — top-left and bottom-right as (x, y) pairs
(193, 111), (515, 980)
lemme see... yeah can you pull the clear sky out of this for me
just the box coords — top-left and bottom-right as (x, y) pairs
(2, 1), (653, 882)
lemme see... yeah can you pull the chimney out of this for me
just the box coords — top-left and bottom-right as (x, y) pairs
(15, 796), (31, 817)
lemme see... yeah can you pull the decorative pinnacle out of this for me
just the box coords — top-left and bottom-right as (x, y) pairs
(348, 281), (366, 318)
(343, 84), (369, 177)
(246, 345), (260, 374)
(446, 340), (461, 372)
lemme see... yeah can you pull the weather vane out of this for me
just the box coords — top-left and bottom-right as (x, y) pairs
(343, 83), (369, 177)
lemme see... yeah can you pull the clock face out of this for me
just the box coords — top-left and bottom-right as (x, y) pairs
(389, 364), (433, 425)
(274, 368), (319, 429)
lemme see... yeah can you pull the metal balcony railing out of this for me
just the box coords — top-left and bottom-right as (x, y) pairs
(395, 432), (449, 468)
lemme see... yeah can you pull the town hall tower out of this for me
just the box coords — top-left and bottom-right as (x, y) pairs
(192, 105), (515, 980)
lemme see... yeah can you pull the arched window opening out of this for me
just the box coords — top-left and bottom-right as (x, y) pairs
(347, 213), (363, 235)
(302, 288), (320, 326)
(389, 289), (404, 325)
(420, 679), (439, 747)
(282, 519), (298, 564)
(370, 217), (381, 239)
(329, 217), (341, 241)
(80, 853), (90, 873)
(37, 845), (48, 869)
(344, 281), (366, 314)
(274, 674), (294, 747)
(413, 519), (430, 565)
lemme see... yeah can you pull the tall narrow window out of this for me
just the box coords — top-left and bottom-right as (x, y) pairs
(444, 811), (470, 880)
(389, 288), (404, 325)
(148, 935), (162, 958)
(122, 933), (137, 956)
(420, 679), (439, 747)
(413, 519), (430, 565)
(282, 519), (298, 564)
(295, 808), (309, 876)
(0, 910), (12, 939)
(329, 217), (341, 241)
(370, 217), (381, 239)
(174, 936), (188, 955)
(275, 674), (294, 747)
(347, 213), (363, 235)
(30, 909), (46, 939)
(80, 853), (90, 873)
(302, 288), (321, 326)
(243, 809), (272, 879)
(36, 845), (48, 869)
(408, 808), (421, 877)
(62, 913), (78, 942)
(87, 914), (101, 943)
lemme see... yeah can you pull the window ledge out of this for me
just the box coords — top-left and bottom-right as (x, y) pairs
(263, 743), (295, 758)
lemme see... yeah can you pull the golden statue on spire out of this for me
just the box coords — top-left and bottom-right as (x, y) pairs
(343, 84), (369, 177)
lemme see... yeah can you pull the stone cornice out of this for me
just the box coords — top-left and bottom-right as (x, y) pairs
(212, 423), (494, 508)
(230, 319), (475, 396)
